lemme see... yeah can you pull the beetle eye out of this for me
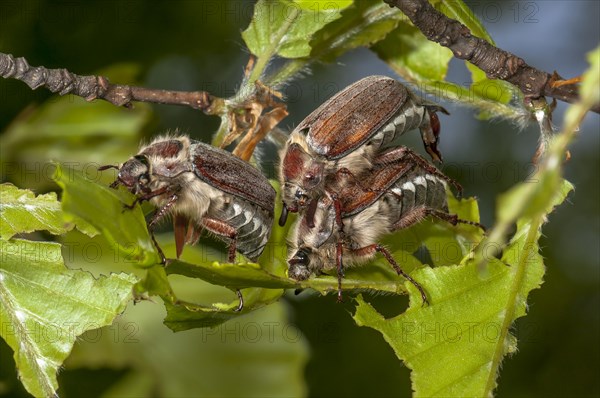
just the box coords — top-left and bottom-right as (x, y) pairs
(134, 155), (149, 166)
(294, 189), (305, 199)
(138, 174), (149, 185)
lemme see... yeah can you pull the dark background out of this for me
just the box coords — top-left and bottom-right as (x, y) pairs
(1, 1), (598, 397)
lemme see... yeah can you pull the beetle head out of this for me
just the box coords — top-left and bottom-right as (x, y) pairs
(279, 143), (325, 226)
(114, 155), (151, 195)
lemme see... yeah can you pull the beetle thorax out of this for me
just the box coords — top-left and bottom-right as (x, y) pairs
(152, 172), (225, 223)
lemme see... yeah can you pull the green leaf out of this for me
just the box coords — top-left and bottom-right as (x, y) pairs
(0, 238), (136, 398)
(266, 1), (406, 85)
(578, 45), (600, 109)
(242, 0), (352, 59)
(134, 247), (293, 331)
(135, 265), (177, 302)
(0, 183), (96, 240)
(151, 237), (293, 331)
(163, 287), (285, 331)
(152, 182), (304, 331)
(354, 179), (573, 397)
(54, 164), (160, 266)
(373, 23), (453, 82)
(309, 1), (402, 62)
(166, 260), (296, 289)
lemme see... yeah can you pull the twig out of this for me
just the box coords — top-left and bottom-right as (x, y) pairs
(0, 52), (223, 113)
(384, 0), (599, 114)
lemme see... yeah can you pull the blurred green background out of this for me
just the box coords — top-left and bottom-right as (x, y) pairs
(1, 1), (598, 397)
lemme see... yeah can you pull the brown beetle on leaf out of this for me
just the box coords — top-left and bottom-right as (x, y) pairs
(100, 135), (276, 311)
(287, 146), (483, 304)
(279, 75), (448, 227)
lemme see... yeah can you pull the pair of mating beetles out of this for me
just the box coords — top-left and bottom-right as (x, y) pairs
(104, 76), (477, 309)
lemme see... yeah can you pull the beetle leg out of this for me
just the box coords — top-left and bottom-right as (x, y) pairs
(144, 193), (179, 264)
(234, 289), (244, 312)
(185, 222), (203, 245)
(148, 193), (179, 228)
(427, 209), (487, 232)
(149, 230), (167, 265)
(124, 186), (171, 210)
(419, 107), (445, 163)
(405, 150), (462, 197)
(392, 207), (429, 230)
(336, 239), (344, 303)
(350, 244), (428, 306)
(327, 192), (344, 233)
(392, 206), (485, 232)
(201, 217), (238, 263)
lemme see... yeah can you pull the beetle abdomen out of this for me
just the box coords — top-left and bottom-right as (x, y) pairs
(220, 198), (273, 262)
(370, 97), (427, 149)
(387, 170), (449, 221)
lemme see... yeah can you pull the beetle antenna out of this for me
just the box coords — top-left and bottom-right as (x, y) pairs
(98, 164), (119, 171)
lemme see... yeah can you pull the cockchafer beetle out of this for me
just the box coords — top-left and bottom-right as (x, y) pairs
(279, 75), (448, 227)
(286, 146), (482, 304)
(100, 135), (276, 311)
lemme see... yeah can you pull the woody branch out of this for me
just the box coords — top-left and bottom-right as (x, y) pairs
(384, 0), (599, 114)
(0, 52), (222, 113)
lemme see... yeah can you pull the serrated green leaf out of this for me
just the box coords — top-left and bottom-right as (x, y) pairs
(372, 24), (453, 82)
(54, 164), (160, 266)
(242, 0), (352, 59)
(497, 170), (572, 225)
(0, 238), (136, 398)
(166, 259), (296, 290)
(163, 286), (285, 331)
(124, 231), (287, 331)
(0, 183), (97, 240)
(353, 256), (543, 396)
(266, 1), (406, 85)
(354, 178), (572, 397)
(135, 265), (176, 303)
(162, 258), (291, 329)
(353, 254), (540, 397)
(578, 45), (600, 109)
(309, 0), (402, 62)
